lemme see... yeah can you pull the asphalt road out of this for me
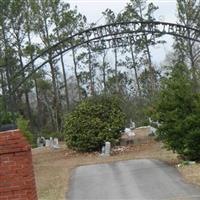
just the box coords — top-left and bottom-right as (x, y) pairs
(67, 159), (200, 200)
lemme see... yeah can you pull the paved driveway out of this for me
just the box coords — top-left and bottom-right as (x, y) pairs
(67, 159), (200, 200)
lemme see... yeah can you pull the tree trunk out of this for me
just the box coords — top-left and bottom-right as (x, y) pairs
(0, 71), (7, 112)
(114, 47), (119, 93)
(88, 47), (95, 96)
(27, 30), (42, 129)
(72, 48), (81, 100)
(138, 3), (155, 95)
(44, 17), (60, 131)
(187, 29), (197, 91)
(59, 51), (70, 110)
(130, 44), (141, 97)
(2, 24), (16, 116)
(17, 38), (32, 121)
(48, 54), (59, 131)
(54, 27), (70, 110)
(102, 51), (107, 93)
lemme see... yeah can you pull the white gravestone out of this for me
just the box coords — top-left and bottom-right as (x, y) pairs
(45, 139), (50, 147)
(105, 142), (111, 156)
(53, 138), (59, 148)
(49, 137), (54, 148)
(101, 146), (105, 155)
(130, 120), (135, 130)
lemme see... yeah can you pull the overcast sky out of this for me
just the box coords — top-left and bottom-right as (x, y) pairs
(65, 0), (178, 64)
(67, 0), (177, 24)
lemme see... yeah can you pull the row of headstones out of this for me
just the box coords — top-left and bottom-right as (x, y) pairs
(37, 137), (59, 149)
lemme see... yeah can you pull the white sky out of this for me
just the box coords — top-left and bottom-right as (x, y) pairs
(64, 0), (178, 65)
(67, 0), (177, 24)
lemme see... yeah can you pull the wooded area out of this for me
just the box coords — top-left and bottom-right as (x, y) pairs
(0, 0), (199, 142)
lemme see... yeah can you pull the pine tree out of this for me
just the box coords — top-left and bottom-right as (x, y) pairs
(155, 63), (200, 160)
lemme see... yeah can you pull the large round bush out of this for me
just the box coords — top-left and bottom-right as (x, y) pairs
(64, 96), (125, 152)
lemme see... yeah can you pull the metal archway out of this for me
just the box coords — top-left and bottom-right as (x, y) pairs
(11, 20), (200, 92)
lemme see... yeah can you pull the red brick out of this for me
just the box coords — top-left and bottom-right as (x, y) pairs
(0, 130), (37, 200)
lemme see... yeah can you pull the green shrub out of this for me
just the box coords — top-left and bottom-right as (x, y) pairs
(64, 95), (125, 152)
(0, 111), (15, 125)
(154, 63), (200, 161)
(16, 116), (33, 144)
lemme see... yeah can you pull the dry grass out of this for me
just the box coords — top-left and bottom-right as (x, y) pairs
(178, 164), (200, 187)
(32, 128), (200, 200)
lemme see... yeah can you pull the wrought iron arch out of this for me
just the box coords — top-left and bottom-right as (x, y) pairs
(11, 21), (200, 92)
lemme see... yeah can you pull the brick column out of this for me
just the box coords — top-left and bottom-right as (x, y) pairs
(0, 129), (38, 200)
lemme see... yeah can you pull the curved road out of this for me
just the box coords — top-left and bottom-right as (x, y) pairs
(67, 159), (200, 200)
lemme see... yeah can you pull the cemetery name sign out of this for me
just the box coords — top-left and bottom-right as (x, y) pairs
(63, 21), (200, 51)
(11, 21), (200, 92)
(31, 21), (200, 66)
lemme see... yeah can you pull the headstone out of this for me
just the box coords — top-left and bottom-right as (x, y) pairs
(149, 126), (157, 136)
(130, 120), (135, 130)
(40, 137), (46, 146)
(53, 138), (59, 148)
(37, 137), (46, 147)
(125, 128), (132, 135)
(124, 128), (135, 136)
(105, 141), (111, 156)
(45, 139), (50, 147)
(37, 137), (41, 147)
(49, 137), (53, 148)
(101, 146), (105, 155)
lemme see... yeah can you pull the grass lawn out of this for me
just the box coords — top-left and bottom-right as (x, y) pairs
(32, 130), (200, 200)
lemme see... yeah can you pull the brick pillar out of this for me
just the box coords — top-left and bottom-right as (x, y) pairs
(0, 129), (38, 200)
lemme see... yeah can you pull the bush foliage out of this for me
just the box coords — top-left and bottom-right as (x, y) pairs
(154, 63), (200, 161)
(16, 116), (33, 144)
(64, 95), (125, 152)
(0, 111), (14, 125)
